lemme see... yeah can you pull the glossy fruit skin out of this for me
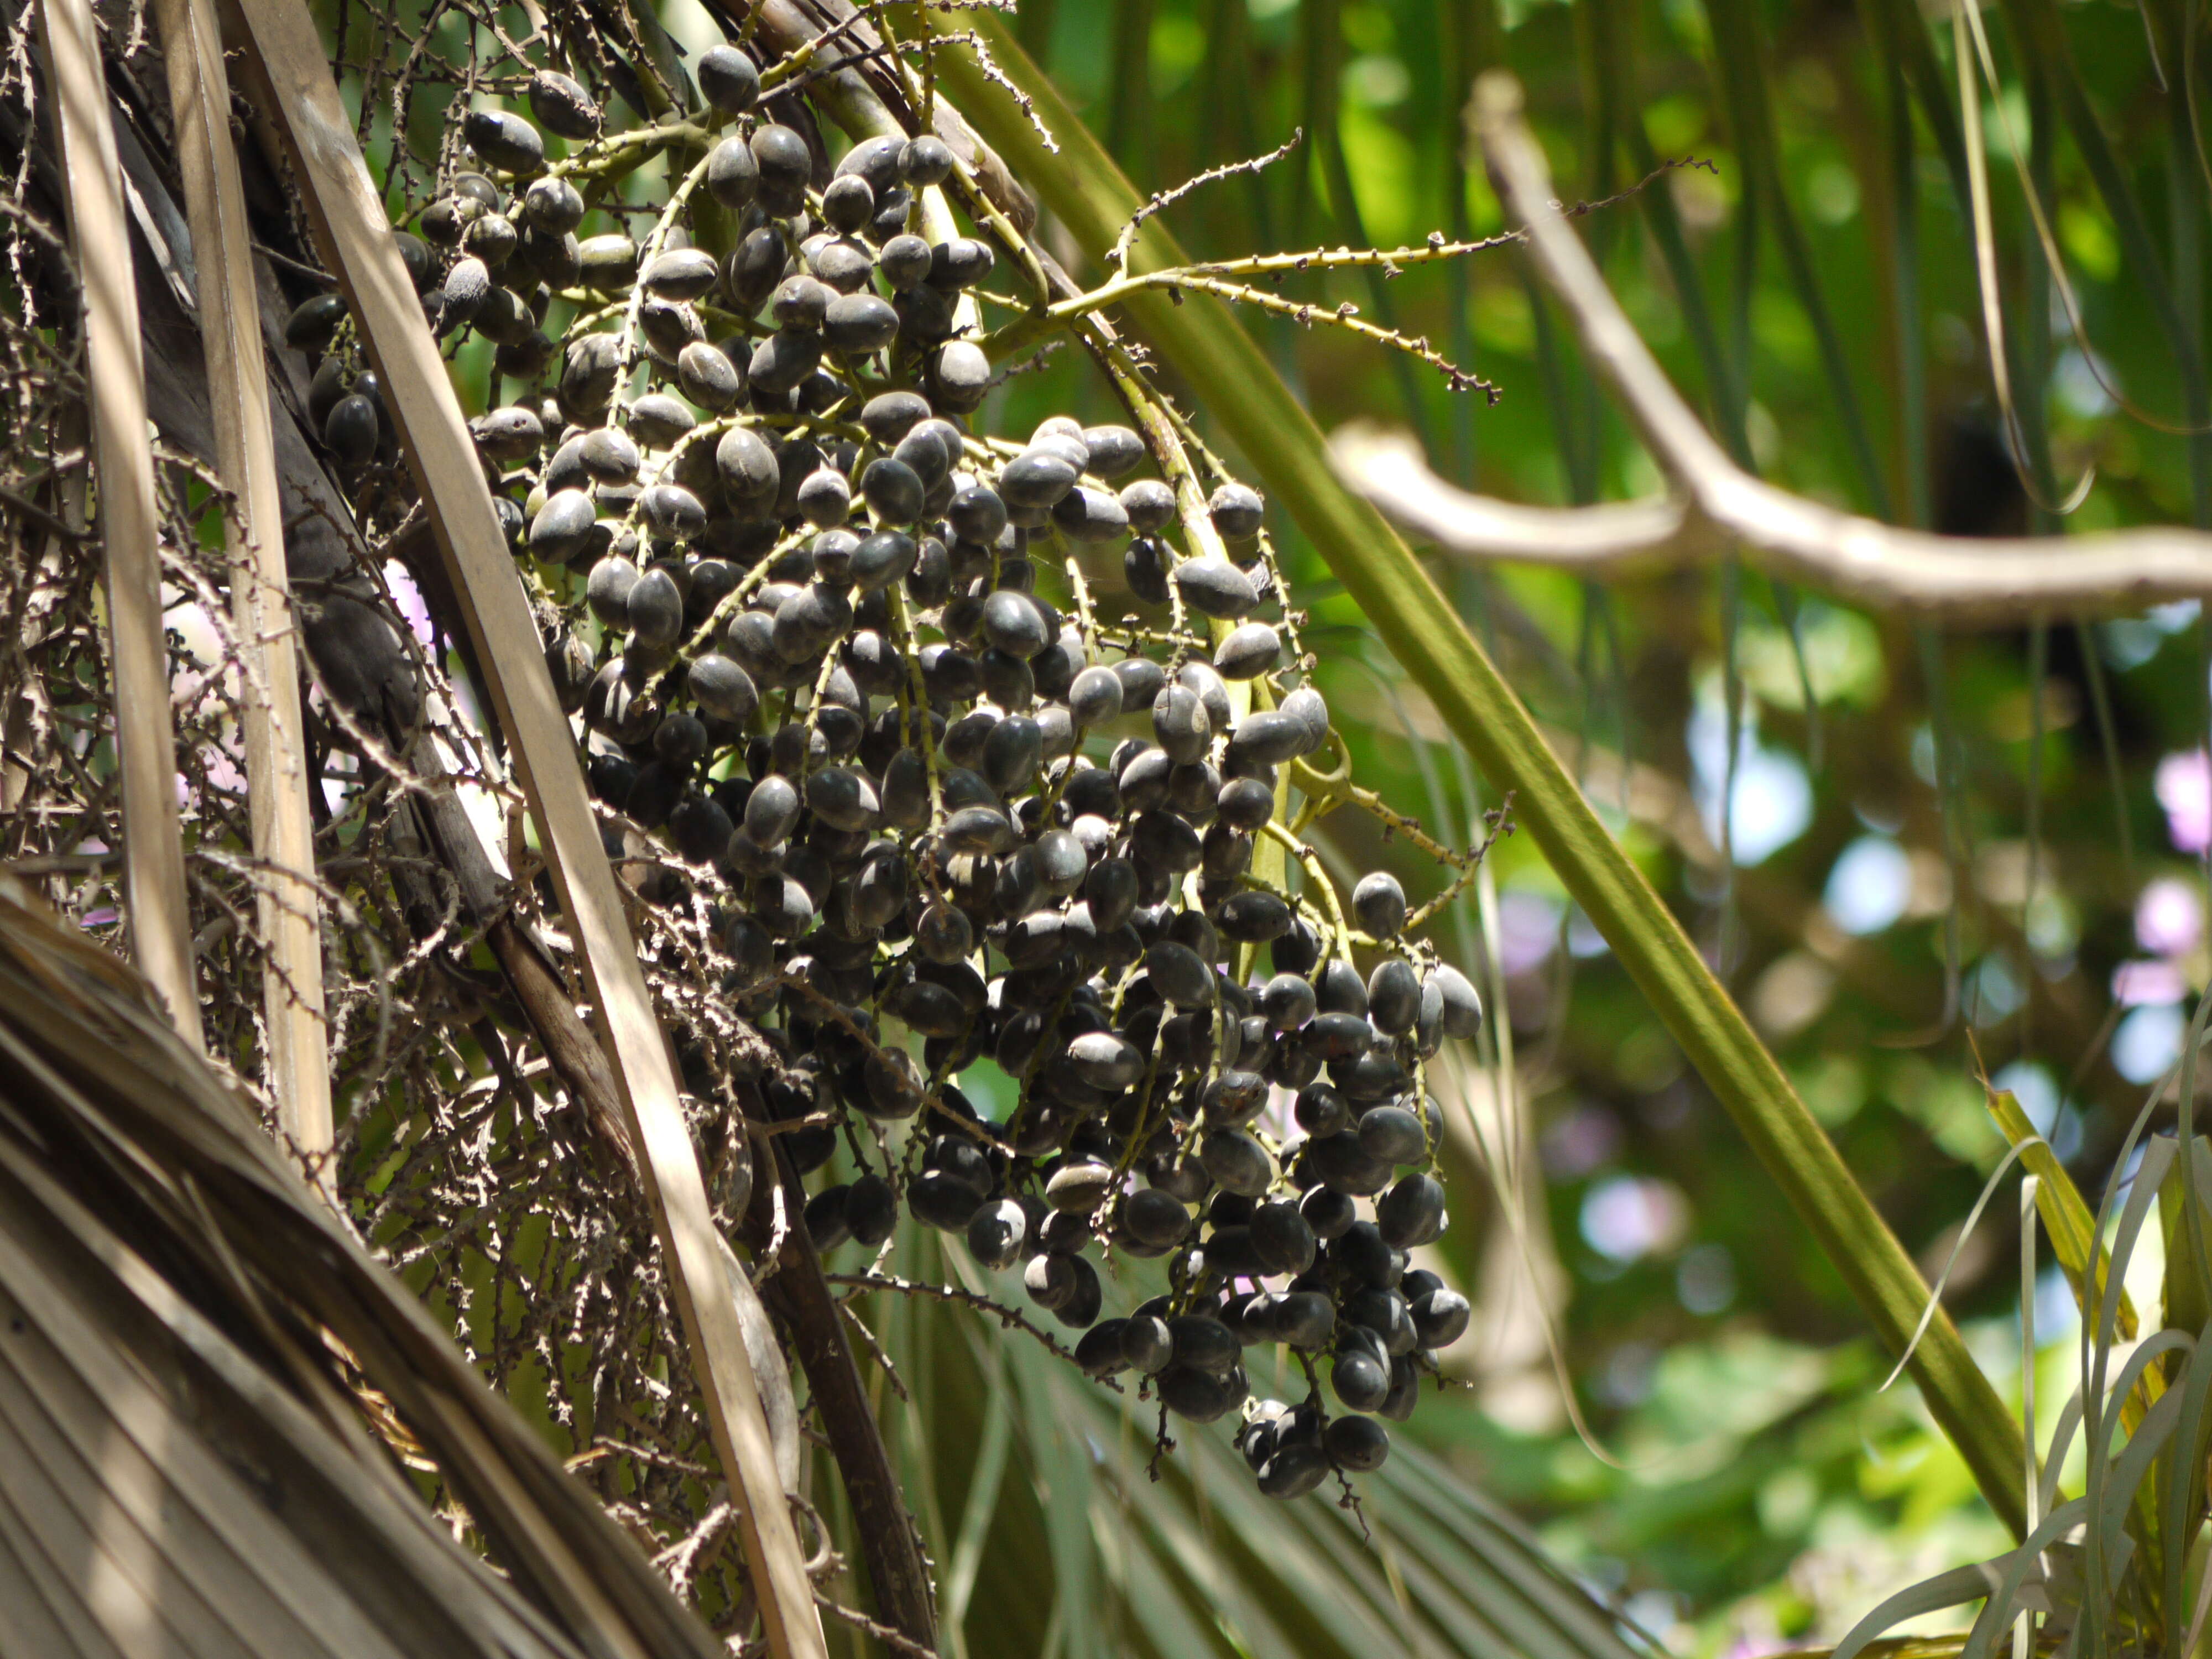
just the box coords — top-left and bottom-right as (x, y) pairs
(528, 71), (601, 139)
(322, 394), (379, 466)
(697, 45), (760, 113)
(285, 292), (348, 351)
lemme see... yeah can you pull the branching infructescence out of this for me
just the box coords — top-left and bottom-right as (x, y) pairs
(86, 2), (1518, 1634)
(983, 156), (1717, 398)
(994, 267), (1500, 397)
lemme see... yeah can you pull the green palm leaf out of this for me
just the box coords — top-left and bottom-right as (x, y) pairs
(847, 1229), (1653, 1659)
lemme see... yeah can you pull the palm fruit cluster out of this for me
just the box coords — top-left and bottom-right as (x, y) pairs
(311, 35), (1490, 1503)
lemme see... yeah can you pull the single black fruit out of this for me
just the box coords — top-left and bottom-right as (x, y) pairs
(1324, 1414), (1390, 1472)
(847, 1173), (899, 1246)
(284, 292), (348, 351)
(528, 70), (601, 139)
(697, 44), (761, 113)
(323, 394), (379, 466)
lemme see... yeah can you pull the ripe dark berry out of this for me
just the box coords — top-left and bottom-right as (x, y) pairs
(697, 44), (761, 113)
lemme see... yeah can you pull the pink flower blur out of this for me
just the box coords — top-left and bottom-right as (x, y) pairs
(2114, 958), (2188, 1006)
(385, 560), (437, 648)
(2136, 875), (2205, 958)
(2157, 750), (2212, 855)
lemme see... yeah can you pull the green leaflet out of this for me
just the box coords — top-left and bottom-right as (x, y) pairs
(883, 1220), (1657, 1659)
(1987, 1087), (2140, 1343)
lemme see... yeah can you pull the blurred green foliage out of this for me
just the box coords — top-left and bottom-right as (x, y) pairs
(985, 0), (2212, 1647)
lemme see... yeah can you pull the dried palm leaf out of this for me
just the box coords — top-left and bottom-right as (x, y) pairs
(34, 0), (199, 1047)
(0, 873), (726, 1659)
(144, 0), (332, 1166)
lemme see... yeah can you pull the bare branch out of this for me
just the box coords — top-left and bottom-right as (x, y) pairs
(1325, 74), (2212, 625)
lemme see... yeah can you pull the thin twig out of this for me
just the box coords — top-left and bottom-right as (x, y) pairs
(814, 1594), (940, 1658)
(1108, 128), (1305, 269)
(823, 1269), (1109, 1380)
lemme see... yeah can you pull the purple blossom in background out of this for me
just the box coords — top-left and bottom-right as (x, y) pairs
(75, 841), (118, 931)
(200, 744), (248, 796)
(2137, 875), (2204, 958)
(1496, 890), (1564, 975)
(385, 559), (491, 733)
(2110, 873), (2204, 1008)
(2113, 958), (2188, 1006)
(386, 561), (437, 648)
(2158, 749), (2212, 854)
(1542, 1104), (1623, 1178)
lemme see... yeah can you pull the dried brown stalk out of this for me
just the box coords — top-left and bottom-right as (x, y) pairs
(218, 6), (827, 1653)
(148, 0), (331, 1164)
(1325, 76), (2212, 625)
(36, 0), (200, 1046)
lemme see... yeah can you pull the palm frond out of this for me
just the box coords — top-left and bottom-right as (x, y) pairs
(35, 0), (199, 1048)
(847, 1227), (1656, 1659)
(0, 873), (722, 1659)
(218, 6), (826, 1645)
